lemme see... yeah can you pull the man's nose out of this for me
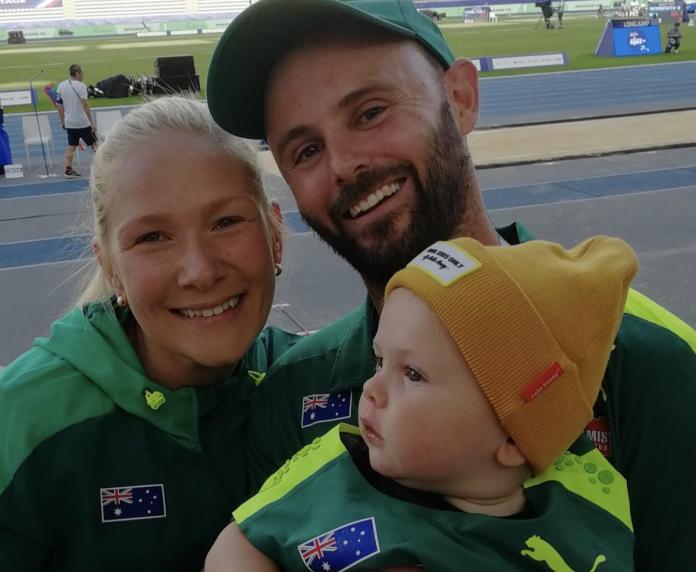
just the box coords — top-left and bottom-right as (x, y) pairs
(327, 131), (372, 185)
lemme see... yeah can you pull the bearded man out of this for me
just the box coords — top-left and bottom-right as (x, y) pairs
(206, 1), (696, 569)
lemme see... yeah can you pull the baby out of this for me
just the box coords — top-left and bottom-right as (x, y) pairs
(207, 236), (637, 571)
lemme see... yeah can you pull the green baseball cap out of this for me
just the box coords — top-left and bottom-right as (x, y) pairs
(207, 0), (455, 139)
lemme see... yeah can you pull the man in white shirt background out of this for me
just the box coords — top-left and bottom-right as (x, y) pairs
(56, 64), (96, 178)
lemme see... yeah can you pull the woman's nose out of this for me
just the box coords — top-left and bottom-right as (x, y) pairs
(176, 241), (224, 291)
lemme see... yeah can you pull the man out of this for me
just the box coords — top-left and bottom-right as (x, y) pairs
(665, 21), (682, 53)
(57, 64), (96, 178)
(206, 1), (696, 569)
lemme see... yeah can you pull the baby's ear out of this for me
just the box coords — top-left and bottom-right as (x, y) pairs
(496, 436), (527, 469)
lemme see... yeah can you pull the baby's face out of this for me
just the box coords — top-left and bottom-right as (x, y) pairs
(358, 288), (508, 496)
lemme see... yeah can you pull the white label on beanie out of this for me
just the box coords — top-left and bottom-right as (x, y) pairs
(409, 241), (481, 286)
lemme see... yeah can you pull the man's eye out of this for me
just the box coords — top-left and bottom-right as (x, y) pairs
(296, 143), (321, 164)
(374, 356), (383, 372)
(361, 106), (385, 122)
(405, 366), (423, 383)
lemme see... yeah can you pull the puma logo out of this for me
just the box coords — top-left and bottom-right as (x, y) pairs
(521, 535), (606, 572)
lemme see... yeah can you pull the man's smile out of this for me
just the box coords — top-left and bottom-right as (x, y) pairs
(347, 179), (403, 219)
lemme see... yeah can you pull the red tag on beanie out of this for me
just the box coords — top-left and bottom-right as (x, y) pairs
(521, 361), (564, 402)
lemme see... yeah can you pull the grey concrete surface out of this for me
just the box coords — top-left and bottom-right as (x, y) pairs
(6, 146), (695, 365)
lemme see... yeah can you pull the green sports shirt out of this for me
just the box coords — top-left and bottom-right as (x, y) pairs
(237, 424), (633, 571)
(246, 223), (696, 571)
(0, 301), (299, 571)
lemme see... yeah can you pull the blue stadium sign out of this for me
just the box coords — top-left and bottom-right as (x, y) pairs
(595, 18), (662, 57)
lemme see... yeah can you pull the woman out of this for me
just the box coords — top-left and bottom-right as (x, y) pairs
(0, 96), (298, 571)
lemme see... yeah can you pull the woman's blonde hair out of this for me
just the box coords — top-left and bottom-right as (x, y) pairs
(74, 95), (278, 307)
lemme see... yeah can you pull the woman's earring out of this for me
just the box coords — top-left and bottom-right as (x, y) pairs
(116, 295), (128, 308)
(274, 263), (283, 277)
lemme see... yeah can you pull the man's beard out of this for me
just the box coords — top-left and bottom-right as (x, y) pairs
(301, 103), (473, 287)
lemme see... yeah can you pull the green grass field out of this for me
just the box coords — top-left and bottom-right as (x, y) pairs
(446, 16), (695, 75)
(1, 16), (693, 113)
(1, 34), (219, 113)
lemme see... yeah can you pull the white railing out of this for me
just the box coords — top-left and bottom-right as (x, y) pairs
(73, 0), (188, 19)
(197, 0), (252, 13)
(0, 8), (63, 24)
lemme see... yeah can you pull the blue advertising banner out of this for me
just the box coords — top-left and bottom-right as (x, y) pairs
(613, 22), (662, 55)
(595, 18), (662, 56)
(0, 0), (62, 10)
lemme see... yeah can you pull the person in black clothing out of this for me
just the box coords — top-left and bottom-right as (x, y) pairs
(665, 22), (682, 53)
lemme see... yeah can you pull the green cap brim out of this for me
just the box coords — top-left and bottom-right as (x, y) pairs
(207, 0), (454, 140)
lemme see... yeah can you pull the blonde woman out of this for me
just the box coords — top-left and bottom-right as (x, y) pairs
(0, 96), (298, 571)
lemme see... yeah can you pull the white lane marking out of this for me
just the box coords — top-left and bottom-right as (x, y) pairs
(483, 163), (696, 192)
(490, 185), (696, 212)
(0, 46), (85, 56)
(0, 258), (87, 273)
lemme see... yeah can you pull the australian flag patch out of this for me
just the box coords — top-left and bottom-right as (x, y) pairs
(298, 517), (380, 571)
(100, 484), (166, 523)
(301, 391), (352, 428)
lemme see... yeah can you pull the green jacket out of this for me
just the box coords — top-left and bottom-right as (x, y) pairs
(238, 424), (633, 571)
(246, 223), (696, 571)
(0, 301), (298, 571)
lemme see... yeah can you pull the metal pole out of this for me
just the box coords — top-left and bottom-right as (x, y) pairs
(28, 68), (49, 177)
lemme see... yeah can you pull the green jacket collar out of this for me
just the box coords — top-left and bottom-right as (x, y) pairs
(498, 221), (535, 244)
(35, 303), (248, 449)
(328, 301), (379, 393)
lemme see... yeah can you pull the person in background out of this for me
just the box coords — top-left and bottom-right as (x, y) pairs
(0, 104), (12, 175)
(205, 0), (696, 569)
(57, 64), (96, 178)
(206, 236), (637, 571)
(665, 21), (682, 53)
(557, 0), (564, 28)
(0, 96), (297, 571)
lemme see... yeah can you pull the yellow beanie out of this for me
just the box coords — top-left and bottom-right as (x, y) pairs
(385, 236), (638, 473)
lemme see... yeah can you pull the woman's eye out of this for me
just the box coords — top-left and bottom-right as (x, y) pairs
(215, 216), (242, 229)
(405, 366), (423, 383)
(136, 231), (163, 244)
(374, 356), (383, 373)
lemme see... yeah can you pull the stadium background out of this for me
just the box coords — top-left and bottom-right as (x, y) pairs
(1, 0), (694, 114)
(0, 0), (695, 366)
